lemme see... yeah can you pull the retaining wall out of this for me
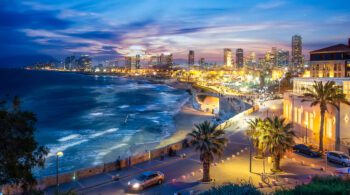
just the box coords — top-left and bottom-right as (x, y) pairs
(2, 141), (185, 194)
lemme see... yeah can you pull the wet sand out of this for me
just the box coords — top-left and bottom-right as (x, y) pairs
(156, 101), (213, 148)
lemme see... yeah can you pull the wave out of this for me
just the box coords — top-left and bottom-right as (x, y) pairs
(90, 112), (103, 116)
(89, 128), (118, 138)
(119, 105), (129, 109)
(48, 139), (88, 157)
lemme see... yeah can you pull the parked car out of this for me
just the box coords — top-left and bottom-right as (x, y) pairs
(127, 171), (165, 191)
(293, 144), (321, 157)
(327, 151), (350, 167)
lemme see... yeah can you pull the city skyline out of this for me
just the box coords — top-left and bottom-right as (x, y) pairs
(1, 0), (350, 65)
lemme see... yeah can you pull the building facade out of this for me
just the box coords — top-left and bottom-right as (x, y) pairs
(224, 48), (232, 67)
(291, 35), (303, 69)
(188, 50), (195, 67)
(309, 38), (350, 78)
(125, 55), (140, 70)
(283, 77), (350, 151)
(77, 55), (92, 71)
(236, 48), (244, 69)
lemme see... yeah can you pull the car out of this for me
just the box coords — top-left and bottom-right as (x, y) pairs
(127, 171), (165, 191)
(327, 151), (350, 167)
(293, 144), (321, 157)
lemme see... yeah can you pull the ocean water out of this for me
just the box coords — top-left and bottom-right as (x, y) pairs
(0, 69), (189, 177)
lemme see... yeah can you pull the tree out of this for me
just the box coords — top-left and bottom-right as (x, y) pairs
(0, 97), (48, 192)
(246, 118), (264, 158)
(279, 71), (293, 93)
(262, 116), (295, 172)
(187, 121), (227, 182)
(302, 81), (350, 151)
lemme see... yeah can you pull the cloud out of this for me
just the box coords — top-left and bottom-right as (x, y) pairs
(0, 2), (72, 30)
(255, 1), (286, 9)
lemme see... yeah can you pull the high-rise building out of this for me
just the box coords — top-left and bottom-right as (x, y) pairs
(199, 58), (205, 66)
(188, 50), (195, 67)
(224, 48), (232, 67)
(160, 53), (173, 67)
(125, 55), (140, 70)
(276, 49), (289, 67)
(149, 55), (160, 67)
(64, 56), (75, 70)
(245, 52), (257, 68)
(77, 55), (92, 71)
(292, 35), (303, 68)
(236, 48), (244, 68)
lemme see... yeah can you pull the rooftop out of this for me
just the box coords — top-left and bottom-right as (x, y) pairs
(310, 44), (350, 54)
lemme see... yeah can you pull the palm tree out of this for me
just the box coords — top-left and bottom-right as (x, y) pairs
(246, 118), (264, 158)
(262, 116), (295, 172)
(187, 120), (228, 182)
(302, 81), (350, 151)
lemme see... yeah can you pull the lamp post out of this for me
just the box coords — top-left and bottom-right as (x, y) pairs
(56, 151), (64, 194)
(249, 138), (252, 173)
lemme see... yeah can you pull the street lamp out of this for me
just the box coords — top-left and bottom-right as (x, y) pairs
(56, 151), (64, 194)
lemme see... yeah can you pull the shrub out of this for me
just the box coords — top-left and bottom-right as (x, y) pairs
(200, 183), (261, 195)
(275, 176), (350, 194)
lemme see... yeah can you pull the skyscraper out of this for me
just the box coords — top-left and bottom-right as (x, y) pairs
(188, 50), (195, 67)
(160, 53), (173, 67)
(224, 48), (232, 67)
(291, 35), (303, 68)
(245, 52), (256, 67)
(64, 56), (75, 70)
(125, 55), (140, 70)
(236, 48), (244, 68)
(276, 49), (289, 67)
(77, 55), (92, 71)
(199, 58), (205, 66)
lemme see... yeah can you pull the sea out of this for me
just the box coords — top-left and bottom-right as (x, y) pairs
(0, 69), (190, 177)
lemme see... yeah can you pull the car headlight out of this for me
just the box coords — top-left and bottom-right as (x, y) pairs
(132, 183), (140, 189)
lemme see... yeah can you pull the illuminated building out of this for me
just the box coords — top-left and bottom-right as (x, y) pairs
(291, 35), (303, 69)
(77, 55), (92, 71)
(310, 38), (350, 78)
(245, 52), (256, 68)
(236, 48), (244, 69)
(64, 56), (75, 70)
(276, 49), (289, 67)
(125, 55), (140, 70)
(265, 50), (274, 68)
(188, 50), (195, 67)
(160, 53), (173, 67)
(283, 77), (350, 151)
(224, 48), (232, 67)
(149, 55), (160, 67)
(199, 58), (205, 66)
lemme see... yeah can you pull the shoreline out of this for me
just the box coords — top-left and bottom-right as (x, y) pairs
(23, 69), (232, 177)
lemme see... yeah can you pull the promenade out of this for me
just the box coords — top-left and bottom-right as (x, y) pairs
(44, 99), (339, 195)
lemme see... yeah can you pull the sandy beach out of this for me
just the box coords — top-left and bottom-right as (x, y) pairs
(156, 100), (214, 148)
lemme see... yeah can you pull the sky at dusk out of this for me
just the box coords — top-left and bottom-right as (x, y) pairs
(1, 0), (350, 64)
